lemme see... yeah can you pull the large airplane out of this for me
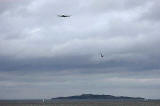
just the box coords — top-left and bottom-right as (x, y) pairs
(57, 14), (71, 17)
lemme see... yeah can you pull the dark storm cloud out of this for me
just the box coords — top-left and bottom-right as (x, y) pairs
(0, 51), (160, 74)
(0, 0), (160, 99)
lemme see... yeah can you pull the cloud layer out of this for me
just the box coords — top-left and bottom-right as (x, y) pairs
(0, 0), (160, 99)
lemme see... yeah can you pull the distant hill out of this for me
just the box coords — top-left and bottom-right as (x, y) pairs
(52, 94), (145, 100)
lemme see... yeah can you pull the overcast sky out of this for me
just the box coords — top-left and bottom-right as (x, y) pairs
(0, 0), (160, 99)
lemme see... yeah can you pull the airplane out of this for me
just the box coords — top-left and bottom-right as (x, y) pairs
(100, 52), (104, 58)
(57, 14), (71, 17)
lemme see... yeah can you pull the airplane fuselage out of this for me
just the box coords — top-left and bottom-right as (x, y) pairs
(58, 15), (70, 17)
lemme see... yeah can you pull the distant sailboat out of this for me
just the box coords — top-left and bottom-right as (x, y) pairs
(42, 98), (45, 103)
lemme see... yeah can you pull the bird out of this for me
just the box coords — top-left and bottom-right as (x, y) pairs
(57, 14), (71, 17)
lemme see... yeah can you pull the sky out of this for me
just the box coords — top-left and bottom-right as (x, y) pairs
(0, 0), (160, 99)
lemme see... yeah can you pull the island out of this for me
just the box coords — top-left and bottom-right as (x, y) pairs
(51, 94), (145, 101)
